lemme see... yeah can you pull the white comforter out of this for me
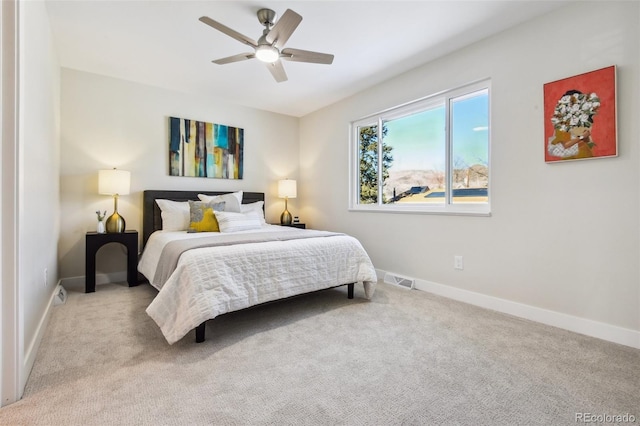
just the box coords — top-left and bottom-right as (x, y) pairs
(140, 225), (377, 344)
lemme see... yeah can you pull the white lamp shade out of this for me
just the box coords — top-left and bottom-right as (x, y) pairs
(278, 179), (297, 199)
(98, 169), (131, 195)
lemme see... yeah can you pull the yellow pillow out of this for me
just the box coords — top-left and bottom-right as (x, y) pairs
(187, 200), (225, 232)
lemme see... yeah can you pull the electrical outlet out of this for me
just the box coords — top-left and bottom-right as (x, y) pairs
(43, 268), (48, 287)
(454, 256), (464, 270)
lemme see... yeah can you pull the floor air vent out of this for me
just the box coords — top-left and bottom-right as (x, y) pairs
(383, 273), (415, 290)
(54, 285), (67, 306)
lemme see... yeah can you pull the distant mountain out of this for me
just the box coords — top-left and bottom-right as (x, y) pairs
(384, 166), (488, 201)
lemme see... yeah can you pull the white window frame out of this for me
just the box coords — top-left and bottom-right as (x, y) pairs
(349, 79), (491, 216)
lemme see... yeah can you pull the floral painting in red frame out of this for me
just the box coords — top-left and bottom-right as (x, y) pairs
(544, 65), (617, 163)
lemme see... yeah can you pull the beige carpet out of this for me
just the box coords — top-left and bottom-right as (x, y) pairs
(0, 281), (638, 425)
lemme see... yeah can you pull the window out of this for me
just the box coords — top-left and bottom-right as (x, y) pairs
(350, 80), (490, 215)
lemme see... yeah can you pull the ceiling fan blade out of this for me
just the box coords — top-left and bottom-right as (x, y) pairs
(213, 53), (256, 65)
(266, 9), (302, 48)
(265, 60), (288, 83)
(281, 48), (334, 65)
(199, 16), (258, 48)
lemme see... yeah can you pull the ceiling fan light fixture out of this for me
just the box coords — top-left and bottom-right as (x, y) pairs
(200, 9), (333, 82)
(255, 45), (279, 63)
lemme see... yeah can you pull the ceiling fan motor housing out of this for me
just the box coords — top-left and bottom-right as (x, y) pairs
(257, 8), (276, 27)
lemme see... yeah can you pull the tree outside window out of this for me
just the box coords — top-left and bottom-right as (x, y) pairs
(358, 124), (391, 204)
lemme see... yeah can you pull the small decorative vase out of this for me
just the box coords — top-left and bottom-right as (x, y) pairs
(97, 220), (105, 234)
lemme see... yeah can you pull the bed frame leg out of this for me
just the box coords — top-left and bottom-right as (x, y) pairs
(195, 322), (206, 343)
(347, 283), (354, 299)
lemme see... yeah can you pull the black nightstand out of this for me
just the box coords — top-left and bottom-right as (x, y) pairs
(85, 230), (139, 293)
(276, 223), (306, 229)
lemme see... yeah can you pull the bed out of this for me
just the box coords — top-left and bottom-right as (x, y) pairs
(138, 190), (377, 344)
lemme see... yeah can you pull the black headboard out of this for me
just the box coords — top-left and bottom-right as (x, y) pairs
(142, 190), (265, 248)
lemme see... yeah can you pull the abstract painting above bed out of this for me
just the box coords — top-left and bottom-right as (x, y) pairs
(169, 116), (243, 179)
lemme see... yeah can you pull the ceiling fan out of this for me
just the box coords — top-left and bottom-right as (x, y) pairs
(199, 8), (334, 83)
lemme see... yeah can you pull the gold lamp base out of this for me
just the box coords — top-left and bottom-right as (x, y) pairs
(106, 211), (126, 233)
(280, 209), (292, 225)
(280, 196), (293, 225)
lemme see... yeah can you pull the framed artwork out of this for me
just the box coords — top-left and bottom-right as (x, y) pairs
(169, 116), (244, 179)
(544, 65), (617, 163)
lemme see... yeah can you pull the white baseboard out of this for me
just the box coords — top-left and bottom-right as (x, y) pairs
(375, 269), (640, 349)
(60, 271), (127, 293)
(22, 280), (62, 390)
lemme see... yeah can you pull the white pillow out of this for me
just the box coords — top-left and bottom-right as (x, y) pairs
(155, 199), (190, 231)
(214, 211), (262, 233)
(198, 191), (242, 213)
(240, 201), (265, 224)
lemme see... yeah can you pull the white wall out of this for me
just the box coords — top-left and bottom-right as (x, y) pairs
(6, 0), (60, 402)
(59, 69), (300, 283)
(300, 2), (640, 343)
(0, 0), (19, 406)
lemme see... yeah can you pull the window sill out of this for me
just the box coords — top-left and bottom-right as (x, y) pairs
(348, 204), (491, 217)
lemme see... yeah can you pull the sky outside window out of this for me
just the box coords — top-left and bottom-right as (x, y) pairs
(385, 92), (488, 173)
(384, 107), (446, 172)
(452, 91), (489, 169)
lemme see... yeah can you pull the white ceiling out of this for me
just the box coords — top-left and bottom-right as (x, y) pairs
(45, 0), (569, 117)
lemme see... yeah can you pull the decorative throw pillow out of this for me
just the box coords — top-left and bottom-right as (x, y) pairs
(215, 211), (262, 233)
(187, 200), (226, 233)
(156, 199), (190, 231)
(240, 201), (266, 224)
(198, 191), (242, 213)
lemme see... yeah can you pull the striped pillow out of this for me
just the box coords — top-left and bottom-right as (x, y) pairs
(214, 211), (262, 233)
